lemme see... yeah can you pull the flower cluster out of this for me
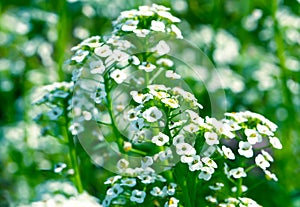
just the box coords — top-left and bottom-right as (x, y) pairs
(32, 4), (283, 207)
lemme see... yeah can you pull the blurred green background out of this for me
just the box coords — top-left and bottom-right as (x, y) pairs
(0, 0), (299, 206)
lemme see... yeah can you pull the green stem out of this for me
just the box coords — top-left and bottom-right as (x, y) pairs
(63, 105), (83, 193)
(182, 179), (192, 207)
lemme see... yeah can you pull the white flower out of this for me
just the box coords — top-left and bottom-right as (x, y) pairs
(163, 183), (177, 196)
(180, 154), (194, 163)
(257, 124), (274, 136)
(121, 178), (136, 187)
(133, 29), (150, 37)
(261, 150), (274, 162)
(117, 159), (129, 171)
(186, 110), (204, 125)
(121, 20), (139, 32)
(142, 106), (163, 122)
(244, 128), (262, 144)
(72, 49), (89, 63)
(221, 145), (235, 160)
(188, 155), (203, 171)
(152, 132), (169, 146)
(172, 134), (185, 145)
(269, 137), (282, 149)
(176, 143), (196, 155)
(165, 70), (181, 79)
(138, 62), (156, 72)
(130, 118), (144, 131)
(161, 98), (179, 108)
(141, 156), (153, 168)
(204, 131), (219, 146)
(238, 141), (253, 158)
(138, 174), (155, 184)
(130, 91), (153, 104)
(94, 45), (112, 57)
(47, 107), (63, 120)
(264, 170), (278, 181)
(171, 24), (183, 39)
(127, 108), (139, 121)
(90, 60), (105, 74)
(209, 182), (224, 191)
(157, 58), (174, 67)
(229, 167), (247, 179)
(130, 55), (140, 65)
(110, 69), (127, 84)
(198, 166), (214, 181)
(153, 40), (170, 55)
(104, 175), (122, 185)
(69, 122), (84, 135)
(150, 20), (165, 32)
(150, 90), (170, 99)
(150, 186), (166, 197)
(255, 154), (270, 170)
(106, 184), (124, 199)
(130, 190), (146, 203)
(157, 11), (181, 22)
(164, 197), (179, 207)
(202, 157), (217, 168)
(205, 195), (218, 203)
(183, 123), (199, 133)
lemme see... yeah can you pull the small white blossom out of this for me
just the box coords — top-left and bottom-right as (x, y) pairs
(153, 40), (170, 55)
(269, 137), (282, 149)
(229, 167), (247, 179)
(138, 62), (156, 72)
(165, 70), (181, 79)
(188, 155), (203, 171)
(205, 195), (218, 203)
(172, 135), (185, 145)
(255, 154), (270, 170)
(257, 124), (274, 136)
(130, 91), (153, 104)
(176, 143), (196, 155)
(161, 98), (179, 108)
(121, 20), (139, 32)
(142, 106), (163, 122)
(238, 141), (253, 158)
(94, 45), (112, 57)
(202, 157), (217, 168)
(183, 123), (199, 133)
(171, 24), (183, 39)
(157, 58), (174, 67)
(152, 132), (169, 146)
(110, 69), (127, 84)
(245, 128), (262, 144)
(90, 60), (105, 74)
(164, 197), (179, 207)
(130, 190), (146, 203)
(204, 131), (219, 145)
(209, 182), (224, 191)
(106, 184), (124, 199)
(261, 150), (274, 162)
(150, 20), (165, 32)
(222, 145), (235, 160)
(121, 178), (136, 187)
(104, 175), (122, 185)
(264, 170), (278, 181)
(157, 11), (181, 22)
(133, 29), (150, 37)
(231, 185), (248, 193)
(198, 166), (214, 181)
(150, 186), (166, 197)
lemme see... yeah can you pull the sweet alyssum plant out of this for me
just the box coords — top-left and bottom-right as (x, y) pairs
(31, 4), (282, 207)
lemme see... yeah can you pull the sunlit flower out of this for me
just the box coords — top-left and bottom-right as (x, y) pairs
(269, 137), (282, 149)
(183, 123), (199, 133)
(110, 69), (127, 84)
(188, 155), (203, 171)
(104, 175), (122, 185)
(142, 106), (163, 122)
(176, 143), (196, 155)
(138, 62), (156, 72)
(133, 29), (150, 37)
(244, 128), (262, 144)
(165, 70), (181, 79)
(204, 131), (219, 145)
(238, 141), (253, 158)
(161, 98), (179, 108)
(171, 24), (183, 39)
(150, 20), (165, 32)
(164, 197), (179, 207)
(90, 60), (105, 74)
(202, 157), (217, 168)
(157, 11), (181, 22)
(121, 20), (139, 32)
(261, 150), (274, 162)
(152, 132), (169, 146)
(172, 134), (185, 145)
(94, 45), (112, 57)
(157, 58), (174, 67)
(120, 178), (136, 187)
(255, 154), (270, 170)
(130, 91), (153, 104)
(229, 167), (247, 179)
(198, 166), (214, 181)
(257, 124), (274, 136)
(222, 145), (235, 160)
(150, 186), (166, 197)
(130, 189), (146, 203)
